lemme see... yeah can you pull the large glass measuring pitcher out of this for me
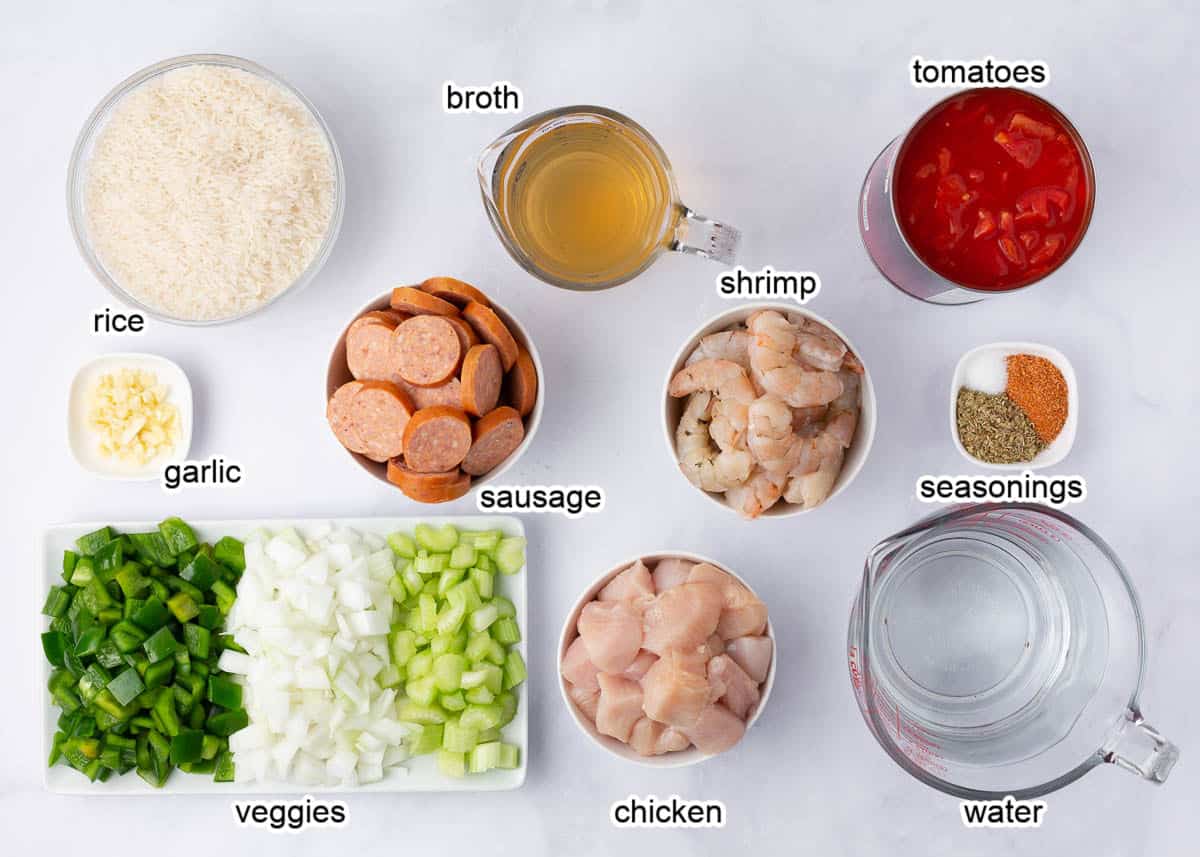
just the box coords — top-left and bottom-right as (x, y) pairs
(848, 504), (1179, 799)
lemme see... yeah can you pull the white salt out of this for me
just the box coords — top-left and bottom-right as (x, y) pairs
(963, 349), (1008, 394)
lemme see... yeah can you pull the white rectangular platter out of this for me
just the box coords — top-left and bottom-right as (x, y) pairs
(41, 515), (527, 794)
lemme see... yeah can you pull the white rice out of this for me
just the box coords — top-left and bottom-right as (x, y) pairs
(84, 64), (336, 321)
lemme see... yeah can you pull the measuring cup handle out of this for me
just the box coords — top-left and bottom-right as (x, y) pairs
(1105, 711), (1180, 784)
(671, 207), (741, 264)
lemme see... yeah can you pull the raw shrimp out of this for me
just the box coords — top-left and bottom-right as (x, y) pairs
(675, 392), (753, 492)
(685, 329), (751, 371)
(783, 370), (861, 506)
(725, 466), (787, 519)
(668, 358), (756, 405)
(788, 314), (863, 375)
(746, 311), (843, 407)
(745, 395), (794, 465)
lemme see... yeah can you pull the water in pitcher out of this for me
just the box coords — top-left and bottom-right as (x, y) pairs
(867, 509), (1112, 768)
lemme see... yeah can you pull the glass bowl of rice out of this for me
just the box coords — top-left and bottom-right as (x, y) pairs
(67, 54), (345, 325)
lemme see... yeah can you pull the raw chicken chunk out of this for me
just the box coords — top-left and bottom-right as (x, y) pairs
(683, 703), (746, 755)
(596, 673), (644, 743)
(687, 563), (768, 639)
(642, 582), (723, 655)
(628, 717), (668, 757)
(560, 636), (600, 691)
(708, 654), (761, 719)
(568, 684), (600, 724)
(651, 557), (695, 593)
(641, 649), (710, 728)
(598, 560), (655, 601)
(725, 635), (773, 684)
(578, 600), (643, 673)
(622, 650), (658, 682)
(659, 727), (691, 753)
(702, 633), (725, 659)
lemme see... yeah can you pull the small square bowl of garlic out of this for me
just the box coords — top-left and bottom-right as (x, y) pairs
(68, 353), (192, 480)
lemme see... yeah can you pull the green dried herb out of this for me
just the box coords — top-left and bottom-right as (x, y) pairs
(956, 388), (1045, 464)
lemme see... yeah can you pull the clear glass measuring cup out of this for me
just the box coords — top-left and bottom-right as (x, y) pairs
(848, 504), (1179, 799)
(477, 106), (740, 291)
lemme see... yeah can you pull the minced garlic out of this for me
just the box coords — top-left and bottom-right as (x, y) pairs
(88, 368), (180, 465)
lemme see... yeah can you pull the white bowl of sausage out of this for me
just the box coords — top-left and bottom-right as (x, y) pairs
(661, 302), (877, 519)
(557, 551), (777, 768)
(325, 287), (544, 499)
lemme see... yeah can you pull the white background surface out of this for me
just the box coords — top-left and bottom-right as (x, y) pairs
(3, 1), (1197, 854)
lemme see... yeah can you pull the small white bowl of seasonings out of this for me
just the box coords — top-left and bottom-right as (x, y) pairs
(68, 353), (193, 480)
(950, 342), (1077, 470)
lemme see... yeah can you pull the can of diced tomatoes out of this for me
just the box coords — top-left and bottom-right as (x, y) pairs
(858, 88), (1095, 305)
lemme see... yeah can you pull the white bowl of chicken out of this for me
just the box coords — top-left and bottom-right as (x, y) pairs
(558, 552), (776, 767)
(661, 303), (876, 519)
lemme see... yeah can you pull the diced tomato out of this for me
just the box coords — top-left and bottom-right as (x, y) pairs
(1029, 233), (1064, 267)
(997, 236), (1026, 267)
(915, 163), (937, 180)
(968, 169), (985, 183)
(973, 209), (997, 239)
(994, 131), (1043, 168)
(937, 148), (952, 176)
(999, 210), (1015, 237)
(1019, 231), (1040, 251)
(1009, 112), (1056, 140)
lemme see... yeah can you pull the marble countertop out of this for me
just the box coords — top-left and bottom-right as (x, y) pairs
(2, 1), (1196, 854)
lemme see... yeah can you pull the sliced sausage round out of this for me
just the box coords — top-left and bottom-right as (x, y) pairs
(387, 460), (471, 503)
(390, 286), (458, 316)
(504, 346), (539, 417)
(419, 277), (491, 308)
(396, 377), (463, 410)
(401, 406), (473, 473)
(349, 381), (415, 462)
(327, 381), (369, 454)
(362, 309), (410, 326)
(346, 316), (397, 381)
(463, 301), (519, 371)
(445, 314), (480, 353)
(391, 315), (462, 387)
(460, 344), (503, 417)
(461, 406), (525, 476)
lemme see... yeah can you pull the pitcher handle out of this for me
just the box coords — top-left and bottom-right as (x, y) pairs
(671, 207), (741, 264)
(1105, 710), (1180, 784)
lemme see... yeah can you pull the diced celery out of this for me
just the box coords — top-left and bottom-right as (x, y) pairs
(433, 654), (467, 692)
(474, 553), (493, 574)
(440, 691), (466, 712)
(437, 749), (466, 778)
(436, 601), (466, 636)
(504, 652), (527, 690)
(397, 701), (446, 725)
(491, 596), (516, 619)
(418, 593), (438, 633)
(484, 639), (507, 667)
(405, 675), (438, 707)
(442, 720), (479, 753)
(469, 603), (500, 633)
(378, 664), (404, 689)
(389, 629), (418, 667)
(469, 567), (494, 600)
(491, 617), (521, 646)
(465, 686), (495, 705)
(401, 564), (422, 597)
(459, 703), (502, 732)
(465, 632), (493, 663)
(497, 743), (520, 770)
(448, 544), (476, 570)
(477, 727), (502, 744)
(437, 568), (466, 597)
(482, 663), (504, 695)
(388, 575), (407, 603)
(387, 532), (416, 559)
(415, 554), (447, 576)
(463, 530), (502, 553)
(415, 524), (458, 553)
(468, 741), (503, 773)
(495, 537), (526, 575)
(448, 580), (482, 612)
(408, 650), (434, 679)
(408, 723), (444, 755)
(459, 667), (489, 690)
(497, 692), (517, 727)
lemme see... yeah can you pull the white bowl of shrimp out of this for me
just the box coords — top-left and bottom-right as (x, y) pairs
(662, 303), (877, 519)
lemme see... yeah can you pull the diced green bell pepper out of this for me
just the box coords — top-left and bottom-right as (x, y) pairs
(143, 626), (178, 664)
(157, 517), (198, 556)
(110, 620), (148, 654)
(130, 597), (170, 632)
(41, 586), (72, 618)
(41, 631), (68, 667)
(206, 708), (249, 737)
(207, 675), (243, 710)
(213, 536), (246, 573)
(107, 667), (146, 706)
(183, 623), (210, 659)
(166, 592), (199, 623)
(75, 527), (114, 557)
